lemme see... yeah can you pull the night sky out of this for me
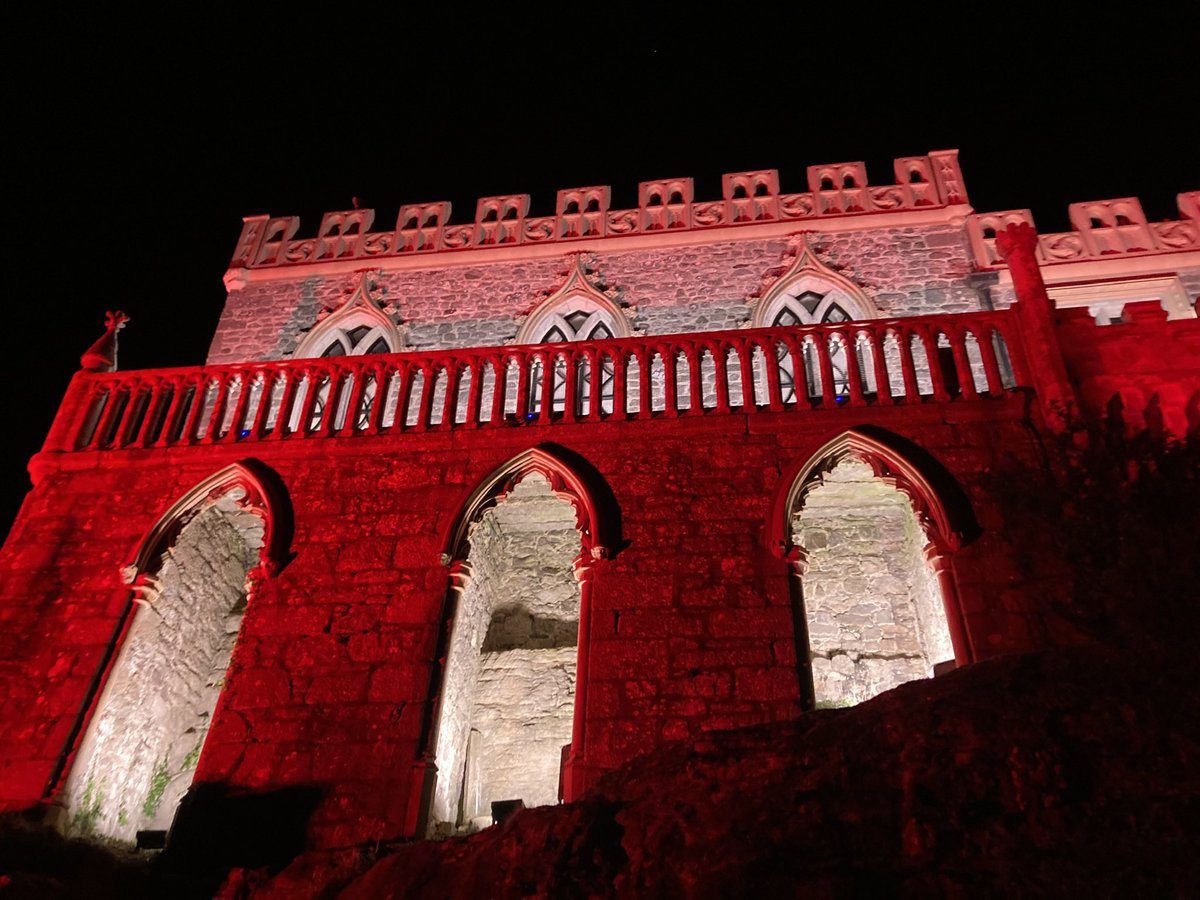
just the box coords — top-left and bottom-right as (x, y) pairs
(3, 12), (1195, 533)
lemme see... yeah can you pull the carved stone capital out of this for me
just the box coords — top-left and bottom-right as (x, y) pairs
(922, 540), (954, 572)
(786, 544), (810, 576)
(994, 221), (1039, 262)
(446, 559), (475, 594)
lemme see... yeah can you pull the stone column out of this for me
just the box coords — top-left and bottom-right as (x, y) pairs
(922, 541), (975, 665)
(561, 554), (599, 802)
(786, 546), (816, 711)
(995, 222), (1077, 428)
(404, 559), (474, 839)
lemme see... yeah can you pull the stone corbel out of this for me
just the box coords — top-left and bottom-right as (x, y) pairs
(223, 268), (250, 291)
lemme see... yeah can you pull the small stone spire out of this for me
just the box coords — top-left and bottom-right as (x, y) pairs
(81, 310), (129, 372)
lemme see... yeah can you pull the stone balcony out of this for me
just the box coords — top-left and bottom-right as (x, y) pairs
(42, 309), (1027, 457)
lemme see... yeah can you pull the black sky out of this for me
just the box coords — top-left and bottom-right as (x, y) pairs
(3, 11), (1196, 533)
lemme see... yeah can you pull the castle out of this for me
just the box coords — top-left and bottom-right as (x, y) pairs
(1, 151), (1196, 850)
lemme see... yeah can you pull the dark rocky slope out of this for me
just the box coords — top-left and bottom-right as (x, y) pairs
(279, 647), (1200, 898)
(4, 647), (1197, 898)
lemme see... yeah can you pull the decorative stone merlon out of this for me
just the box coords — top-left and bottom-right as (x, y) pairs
(968, 191), (1200, 269)
(226, 152), (972, 272)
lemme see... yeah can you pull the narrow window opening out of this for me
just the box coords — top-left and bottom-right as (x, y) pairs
(792, 458), (954, 707)
(937, 343), (960, 396)
(62, 496), (265, 843)
(429, 473), (581, 837)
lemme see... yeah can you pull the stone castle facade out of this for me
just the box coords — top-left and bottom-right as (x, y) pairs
(1, 151), (1197, 848)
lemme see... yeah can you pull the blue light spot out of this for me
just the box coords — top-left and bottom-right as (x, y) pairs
(239, 429), (251, 437)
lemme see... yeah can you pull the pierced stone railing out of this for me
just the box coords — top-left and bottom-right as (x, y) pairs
(47, 311), (1028, 454)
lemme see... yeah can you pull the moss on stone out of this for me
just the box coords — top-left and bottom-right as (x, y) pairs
(72, 778), (105, 836)
(182, 737), (204, 772)
(141, 757), (170, 820)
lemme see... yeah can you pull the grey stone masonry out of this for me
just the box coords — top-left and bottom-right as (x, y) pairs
(209, 224), (987, 364)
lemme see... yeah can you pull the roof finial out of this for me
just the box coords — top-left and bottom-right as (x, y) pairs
(81, 310), (129, 372)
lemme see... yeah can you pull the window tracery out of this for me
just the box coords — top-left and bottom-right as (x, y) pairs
(317, 323), (393, 357)
(753, 237), (878, 403)
(293, 271), (402, 430)
(518, 257), (630, 415)
(770, 293), (857, 402)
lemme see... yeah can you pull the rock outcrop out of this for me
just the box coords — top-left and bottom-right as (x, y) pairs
(4, 647), (1198, 898)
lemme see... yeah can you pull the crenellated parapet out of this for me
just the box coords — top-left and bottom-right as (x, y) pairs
(968, 192), (1200, 268)
(228, 152), (968, 273)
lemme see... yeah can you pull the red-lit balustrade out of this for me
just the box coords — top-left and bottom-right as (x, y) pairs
(47, 311), (1028, 453)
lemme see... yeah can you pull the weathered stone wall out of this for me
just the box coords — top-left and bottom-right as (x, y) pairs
(430, 475), (580, 834)
(467, 648), (576, 820)
(0, 400), (1049, 847)
(208, 225), (983, 364)
(816, 225), (981, 316)
(794, 460), (952, 706)
(61, 497), (263, 842)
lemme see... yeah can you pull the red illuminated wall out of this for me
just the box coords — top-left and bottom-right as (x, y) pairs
(2, 402), (1052, 846)
(1, 161), (1197, 851)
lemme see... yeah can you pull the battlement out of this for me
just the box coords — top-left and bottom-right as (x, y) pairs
(228, 152), (969, 273)
(969, 192), (1200, 268)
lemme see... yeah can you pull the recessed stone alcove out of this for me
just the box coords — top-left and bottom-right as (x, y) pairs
(62, 495), (264, 843)
(429, 473), (581, 836)
(792, 458), (953, 707)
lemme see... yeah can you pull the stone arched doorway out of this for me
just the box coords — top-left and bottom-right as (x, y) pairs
(771, 430), (975, 708)
(58, 463), (288, 843)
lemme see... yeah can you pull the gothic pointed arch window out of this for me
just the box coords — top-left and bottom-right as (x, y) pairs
(516, 258), (631, 415)
(753, 238), (879, 404)
(60, 464), (288, 843)
(771, 430), (976, 709)
(292, 271), (403, 430)
(315, 323), (395, 358)
(419, 447), (618, 836)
